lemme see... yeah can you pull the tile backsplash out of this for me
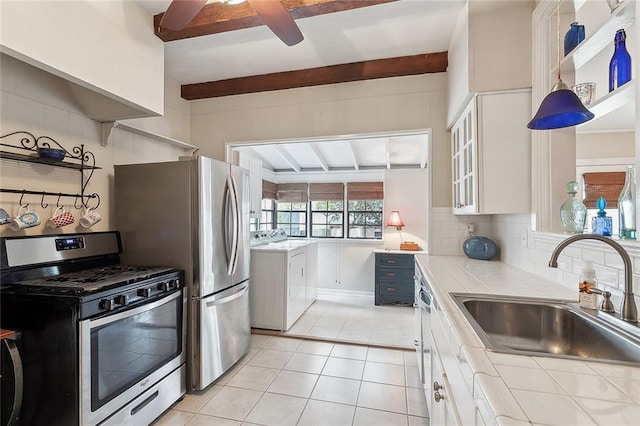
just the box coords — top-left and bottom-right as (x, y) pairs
(431, 209), (640, 312)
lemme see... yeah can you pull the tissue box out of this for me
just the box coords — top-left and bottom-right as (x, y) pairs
(400, 242), (419, 251)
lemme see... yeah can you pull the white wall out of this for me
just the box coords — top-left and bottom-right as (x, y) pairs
(189, 73), (452, 208)
(0, 56), (190, 236)
(383, 168), (429, 251)
(0, 0), (164, 118)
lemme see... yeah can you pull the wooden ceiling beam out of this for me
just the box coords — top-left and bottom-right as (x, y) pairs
(181, 51), (448, 100)
(154, 0), (398, 42)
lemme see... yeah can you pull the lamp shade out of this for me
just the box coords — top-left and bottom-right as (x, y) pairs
(386, 210), (404, 228)
(528, 81), (595, 130)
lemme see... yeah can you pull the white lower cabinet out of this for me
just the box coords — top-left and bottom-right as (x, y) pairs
(430, 333), (461, 426)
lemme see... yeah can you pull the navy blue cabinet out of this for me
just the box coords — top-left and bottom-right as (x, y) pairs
(375, 252), (415, 305)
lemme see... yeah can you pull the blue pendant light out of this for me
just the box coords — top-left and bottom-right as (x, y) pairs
(528, 1), (594, 130)
(527, 80), (594, 129)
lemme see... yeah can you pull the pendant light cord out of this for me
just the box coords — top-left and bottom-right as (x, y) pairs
(556, 0), (561, 81)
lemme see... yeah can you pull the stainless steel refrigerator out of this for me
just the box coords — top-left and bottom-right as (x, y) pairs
(114, 156), (250, 391)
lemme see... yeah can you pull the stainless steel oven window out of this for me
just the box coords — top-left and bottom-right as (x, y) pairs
(80, 290), (184, 423)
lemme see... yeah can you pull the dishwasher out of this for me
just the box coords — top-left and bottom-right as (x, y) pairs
(414, 262), (433, 413)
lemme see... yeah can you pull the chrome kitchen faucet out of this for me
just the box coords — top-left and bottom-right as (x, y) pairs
(549, 234), (638, 323)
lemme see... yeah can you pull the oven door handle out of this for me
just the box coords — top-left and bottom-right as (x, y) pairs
(82, 290), (182, 329)
(205, 282), (248, 307)
(418, 288), (431, 313)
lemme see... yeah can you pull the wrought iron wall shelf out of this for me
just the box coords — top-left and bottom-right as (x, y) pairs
(0, 151), (101, 170)
(0, 131), (100, 208)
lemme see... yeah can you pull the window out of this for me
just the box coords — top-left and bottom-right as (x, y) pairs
(348, 200), (383, 239)
(259, 198), (275, 230)
(583, 172), (625, 233)
(277, 202), (307, 236)
(311, 200), (344, 237)
(347, 182), (384, 239)
(275, 183), (308, 236)
(309, 183), (344, 238)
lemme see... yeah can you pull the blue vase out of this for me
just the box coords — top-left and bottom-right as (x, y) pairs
(564, 22), (585, 56)
(609, 29), (632, 92)
(463, 236), (498, 260)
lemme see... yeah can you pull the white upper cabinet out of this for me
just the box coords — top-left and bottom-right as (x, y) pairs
(447, 0), (534, 127)
(238, 152), (263, 218)
(0, 0), (165, 121)
(452, 90), (532, 215)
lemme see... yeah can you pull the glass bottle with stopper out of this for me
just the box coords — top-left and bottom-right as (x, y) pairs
(560, 181), (587, 234)
(618, 165), (636, 240)
(592, 197), (612, 236)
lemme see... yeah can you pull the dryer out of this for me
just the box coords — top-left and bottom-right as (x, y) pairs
(249, 230), (317, 331)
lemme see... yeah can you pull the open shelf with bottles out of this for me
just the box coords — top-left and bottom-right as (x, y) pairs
(555, 0), (635, 75)
(554, 0), (636, 133)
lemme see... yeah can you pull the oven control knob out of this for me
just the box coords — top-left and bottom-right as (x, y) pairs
(100, 299), (115, 311)
(138, 288), (152, 298)
(116, 294), (130, 306)
(160, 282), (171, 292)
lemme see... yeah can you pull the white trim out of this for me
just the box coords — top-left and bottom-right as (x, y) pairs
(576, 157), (635, 167)
(317, 288), (375, 299)
(531, 231), (640, 258)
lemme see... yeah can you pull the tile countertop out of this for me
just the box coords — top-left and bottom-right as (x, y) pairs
(415, 255), (640, 426)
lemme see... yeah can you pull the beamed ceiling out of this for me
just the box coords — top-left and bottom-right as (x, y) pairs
(136, 0), (464, 99)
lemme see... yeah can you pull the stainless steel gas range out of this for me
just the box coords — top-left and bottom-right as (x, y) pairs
(0, 232), (186, 426)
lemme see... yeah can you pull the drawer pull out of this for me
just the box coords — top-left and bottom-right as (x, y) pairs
(385, 287), (395, 292)
(386, 260), (396, 264)
(386, 273), (396, 277)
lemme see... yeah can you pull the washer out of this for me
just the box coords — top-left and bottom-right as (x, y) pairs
(249, 230), (316, 331)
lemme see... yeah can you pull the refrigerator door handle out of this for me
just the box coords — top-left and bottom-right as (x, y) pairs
(205, 282), (248, 307)
(224, 174), (240, 276)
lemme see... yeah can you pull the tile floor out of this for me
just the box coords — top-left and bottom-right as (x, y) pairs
(155, 295), (425, 425)
(155, 334), (429, 426)
(279, 293), (415, 349)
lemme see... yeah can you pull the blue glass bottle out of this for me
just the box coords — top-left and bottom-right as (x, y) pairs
(592, 197), (612, 236)
(609, 29), (632, 92)
(564, 22), (585, 56)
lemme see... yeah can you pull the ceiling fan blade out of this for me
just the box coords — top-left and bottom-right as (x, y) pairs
(160, 0), (208, 30)
(246, 0), (304, 46)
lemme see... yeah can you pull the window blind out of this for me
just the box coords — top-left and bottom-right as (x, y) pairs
(346, 182), (384, 200)
(262, 180), (277, 200)
(276, 183), (308, 202)
(308, 183), (344, 201)
(582, 172), (625, 208)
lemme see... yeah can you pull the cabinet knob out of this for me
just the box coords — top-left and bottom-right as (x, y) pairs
(433, 381), (443, 391)
(434, 391), (444, 403)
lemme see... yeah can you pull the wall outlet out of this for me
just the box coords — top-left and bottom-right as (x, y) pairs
(520, 230), (528, 248)
(467, 223), (475, 234)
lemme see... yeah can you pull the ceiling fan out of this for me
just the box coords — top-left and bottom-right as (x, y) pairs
(160, 0), (304, 46)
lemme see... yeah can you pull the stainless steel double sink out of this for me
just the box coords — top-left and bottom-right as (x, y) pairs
(450, 293), (640, 365)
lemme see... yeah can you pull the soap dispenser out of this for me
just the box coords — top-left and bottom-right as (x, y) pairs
(578, 262), (598, 310)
